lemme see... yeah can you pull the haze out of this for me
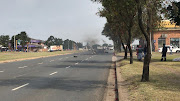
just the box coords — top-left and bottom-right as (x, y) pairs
(0, 0), (112, 44)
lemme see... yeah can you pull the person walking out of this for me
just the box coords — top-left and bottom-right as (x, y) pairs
(161, 44), (167, 61)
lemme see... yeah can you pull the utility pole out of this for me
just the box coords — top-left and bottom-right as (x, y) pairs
(14, 35), (15, 51)
(68, 40), (69, 50)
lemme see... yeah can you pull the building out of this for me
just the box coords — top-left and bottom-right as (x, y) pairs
(153, 20), (180, 51)
(17, 38), (48, 52)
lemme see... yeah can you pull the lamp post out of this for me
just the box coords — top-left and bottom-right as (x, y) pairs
(14, 35), (15, 51)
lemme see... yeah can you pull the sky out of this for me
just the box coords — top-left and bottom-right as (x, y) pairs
(0, 0), (113, 45)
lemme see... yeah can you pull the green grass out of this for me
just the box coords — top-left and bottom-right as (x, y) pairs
(117, 52), (180, 101)
(0, 50), (81, 62)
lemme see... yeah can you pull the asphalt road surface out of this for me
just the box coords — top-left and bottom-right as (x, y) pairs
(0, 50), (113, 101)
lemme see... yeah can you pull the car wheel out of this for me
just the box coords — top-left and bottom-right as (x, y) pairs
(176, 50), (179, 53)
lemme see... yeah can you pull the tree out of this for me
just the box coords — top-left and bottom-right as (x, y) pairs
(45, 36), (55, 47)
(0, 35), (9, 47)
(54, 38), (63, 45)
(135, 0), (163, 81)
(76, 42), (83, 48)
(167, 1), (180, 25)
(10, 31), (30, 49)
(92, 0), (164, 81)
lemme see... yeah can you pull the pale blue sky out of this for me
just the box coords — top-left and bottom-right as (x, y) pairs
(0, 0), (112, 44)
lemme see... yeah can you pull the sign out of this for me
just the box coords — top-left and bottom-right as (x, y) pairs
(17, 40), (21, 45)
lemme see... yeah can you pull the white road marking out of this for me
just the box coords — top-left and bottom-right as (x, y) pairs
(85, 58), (88, 60)
(66, 57), (69, 58)
(49, 71), (58, 75)
(81, 60), (84, 62)
(50, 60), (54, 62)
(38, 62), (43, 64)
(75, 62), (79, 65)
(66, 66), (71, 68)
(18, 66), (28, 69)
(12, 83), (29, 91)
(59, 58), (62, 60)
(0, 71), (4, 72)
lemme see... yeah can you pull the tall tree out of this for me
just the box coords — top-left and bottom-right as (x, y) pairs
(135, 0), (163, 81)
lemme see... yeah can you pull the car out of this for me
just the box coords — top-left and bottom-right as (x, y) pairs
(158, 45), (180, 53)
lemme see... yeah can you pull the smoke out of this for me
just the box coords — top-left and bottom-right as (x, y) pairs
(83, 34), (100, 47)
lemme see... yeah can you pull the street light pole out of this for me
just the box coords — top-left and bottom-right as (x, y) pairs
(14, 35), (15, 51)
(68, 40), (69, 50)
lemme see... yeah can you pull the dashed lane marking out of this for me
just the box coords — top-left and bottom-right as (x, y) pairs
(49, 71), (58, 76)
(0, 71), (4, 72)
(38, 62), (43, 64)
(18, 66), (28, 69)
(66, 66), (71, 68)
(75, 62), (79, 65)
(50, 60), (55, 62)
(12, 83), (29, 91)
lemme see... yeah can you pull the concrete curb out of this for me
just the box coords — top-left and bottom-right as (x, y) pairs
(116, 62), (129, 101)
(104, 63), (116, 101)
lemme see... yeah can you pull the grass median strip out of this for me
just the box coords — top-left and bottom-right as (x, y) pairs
(117, 52), (180, 101)
(0, 50), (82, 63)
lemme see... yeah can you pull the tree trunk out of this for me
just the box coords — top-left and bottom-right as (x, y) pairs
(124, 45), (128, 59)
(127, 29), (133, 64)
(127, 44), (133, 64)
(136, 1), (152, 82)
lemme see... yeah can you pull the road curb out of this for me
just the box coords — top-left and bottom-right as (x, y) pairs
(116, 61), (130, 101)
(104, 63), (116, 101)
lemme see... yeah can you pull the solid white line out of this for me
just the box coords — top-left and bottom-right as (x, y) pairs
(66, 66), (71, 68)
(0, 71), (4, 72)
(49, 71), (58, 75)
(38, 62), (43, 64)
(12, 83), (29, 91)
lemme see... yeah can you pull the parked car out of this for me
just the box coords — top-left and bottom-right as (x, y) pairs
(158, 45), (180, 53)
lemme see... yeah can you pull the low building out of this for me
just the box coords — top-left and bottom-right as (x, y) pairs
(153, 20), (180, 51)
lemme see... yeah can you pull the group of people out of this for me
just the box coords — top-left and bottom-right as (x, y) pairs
(136, 44), (171, 61)
(136, 45), (147, 61)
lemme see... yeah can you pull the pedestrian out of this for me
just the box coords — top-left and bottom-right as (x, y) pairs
(161, 44), (167, 61)
(137, 45), (143, 61)
(169, 45), (173, 55)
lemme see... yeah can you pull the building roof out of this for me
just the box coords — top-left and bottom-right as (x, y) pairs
(159, 20), (180, 29)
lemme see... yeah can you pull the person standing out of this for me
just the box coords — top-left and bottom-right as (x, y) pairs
(143, 45), (147, 57)
(137, 45), (143, 61)
(161, 44), (167, 61)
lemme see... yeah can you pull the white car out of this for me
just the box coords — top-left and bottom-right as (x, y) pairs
(158, 45), (180, 53)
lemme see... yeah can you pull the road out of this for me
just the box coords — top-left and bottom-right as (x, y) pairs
(0, 50), (113, 101)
